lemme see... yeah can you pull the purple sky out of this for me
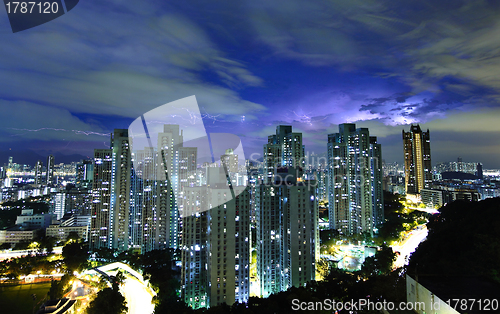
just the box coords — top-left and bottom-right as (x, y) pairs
(2, 1), (500, 167)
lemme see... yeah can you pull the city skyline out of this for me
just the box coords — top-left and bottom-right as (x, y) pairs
(2, 1), (500, 168)
(2, 2), (500, 312)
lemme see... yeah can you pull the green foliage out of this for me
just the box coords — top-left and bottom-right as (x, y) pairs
(41, 236), (56, 254)
(359, 245), (396, 277)
(48, 279), (63, 300)
(409, 198), (500, 283)
(375, 191), (429, 245)
(110, 271), (126, 291)
(0, 252), (61, 279)
(62, 241), (88, 272)
(86, 287), (128, 314)
(47, 274), (72, 300)
(139, 249), (186, 313)
(48, 274), (75, 300)
(66, 231), (81, 243)
(316, 257), (336, 279)
(13, 240), (31, 250)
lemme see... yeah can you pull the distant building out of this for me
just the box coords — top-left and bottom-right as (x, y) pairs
(476, 162), (483, 180)
(46, 219), (88, 242)
(15, 209), (56, 229)
(403, 124), (432, 195)
(76, 160), (93, 188)
(420, 189), (444, 209)
(52, 192), (66, 220)
(34, 160), (43, 185)
(64, 186), (93, 216)
(435, 160), (479, 175)
(46, 154), (55, 185)
(421, 188), (481, 208)
(0, 227), (36, 245)
(479, 186), (500, 200)
(220, 148), (239, 173)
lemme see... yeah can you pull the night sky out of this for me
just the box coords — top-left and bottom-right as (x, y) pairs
(2, 1), (500, 168)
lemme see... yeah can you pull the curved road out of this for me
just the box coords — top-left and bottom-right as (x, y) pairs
(392, 226), (428, 268)
(120, 274), (155, 314)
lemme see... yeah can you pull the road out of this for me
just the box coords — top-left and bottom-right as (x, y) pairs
(392, 226), (428, 268)
(0, 246), (63, 261)
(66, 279), (94, 299)
(120, 275), (155, 314)
(407, 206), (439, 214)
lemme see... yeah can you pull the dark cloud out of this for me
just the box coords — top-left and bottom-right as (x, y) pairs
(2, 0), (500, 165)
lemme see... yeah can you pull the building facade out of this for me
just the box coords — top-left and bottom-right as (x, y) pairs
(89, 149), (113, 250)
(256, 178), (319, 297)
(181, 183), (251, 309)
(263, 125), (305, 184)
(46, 155), (55, 185)
(403, 124), (432, 195)
(327, 124), (384, 235)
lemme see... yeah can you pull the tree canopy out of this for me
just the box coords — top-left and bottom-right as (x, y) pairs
(408, 198), (500, 283)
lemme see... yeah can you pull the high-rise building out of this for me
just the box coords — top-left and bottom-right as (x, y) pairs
(156, 124), (198, 250)
(181, 178), (251, 309)
(264, 125), (305, 184)
(256, 127), (318, 298)
(403, 124), (432, 195)
(89, 149), (113, 250)
(256, 172), (319, 297)
(110, 129), (132, 251)
(128, 125), (198, 253)
(65, 186), (93, 216)
(46, 155), (55, 185)
(130, 147), (158, 252)
(90, 129), (131, 251)
(327, 123), (383, 235)
(34, 160), (43, 185)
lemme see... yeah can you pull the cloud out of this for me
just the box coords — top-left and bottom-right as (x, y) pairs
(0, 1), (265, 125)
(3, 0), (500, 165)
(0, 100), (107, 142)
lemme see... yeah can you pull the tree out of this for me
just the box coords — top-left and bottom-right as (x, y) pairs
(48, 274), (73, 300)
(14, 240), (30, 250)
(41, 236), (56, 254)
(62, 241), (89, 272)
(86, 288), (127, 314)
(66, 231), (81, 243)
(316, 257), (336, 280)
(111, 271), (126, 290)
(359, 244), (396, 277)
(409, 198), (500, 283)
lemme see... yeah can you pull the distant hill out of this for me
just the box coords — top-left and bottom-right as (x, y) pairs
(441, 171), (478, 180)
